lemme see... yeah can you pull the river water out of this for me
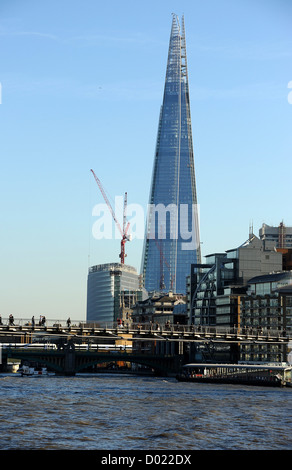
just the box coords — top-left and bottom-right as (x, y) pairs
(0, 372), (291, 451)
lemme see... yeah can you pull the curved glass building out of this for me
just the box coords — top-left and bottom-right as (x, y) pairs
(141, 14), (201, 294)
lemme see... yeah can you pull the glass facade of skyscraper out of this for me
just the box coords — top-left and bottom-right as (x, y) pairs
(141, 15), (201, 294)
(86, 263), (140, 325)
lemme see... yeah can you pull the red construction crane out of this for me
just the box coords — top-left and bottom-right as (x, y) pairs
(90, 169), (130, 264)
(155, 238), (166, 291)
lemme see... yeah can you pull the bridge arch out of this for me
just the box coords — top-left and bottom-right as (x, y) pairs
(7, 352), (64, 374)
(74, 354), (177, 376)
(4, 348), (179, 376)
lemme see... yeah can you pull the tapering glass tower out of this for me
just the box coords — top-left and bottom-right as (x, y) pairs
(141, 14), (201, 294)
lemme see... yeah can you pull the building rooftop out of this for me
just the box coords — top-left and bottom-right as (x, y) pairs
(89, 263), (138, 274)
(247, 271), (292, 284)
(276, 284), (292, 294)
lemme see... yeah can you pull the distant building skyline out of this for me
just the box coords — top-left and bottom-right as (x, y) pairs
(141, 14), (201, 295)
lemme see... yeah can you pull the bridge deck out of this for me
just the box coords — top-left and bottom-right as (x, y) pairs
(0, 321), (289, 344)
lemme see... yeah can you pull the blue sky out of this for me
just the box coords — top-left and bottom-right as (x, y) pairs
(0, 0), (291, 321)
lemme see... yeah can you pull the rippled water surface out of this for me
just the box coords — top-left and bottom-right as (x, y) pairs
(0, 373), (291, 450)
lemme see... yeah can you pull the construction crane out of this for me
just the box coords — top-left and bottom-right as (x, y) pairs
(90, 169), (130, 264)
(155, 238), (166, 291)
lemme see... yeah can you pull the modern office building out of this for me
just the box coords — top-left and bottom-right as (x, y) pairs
(259, 222), (292, 271)
(141, 14), (201, 295)
(86, 263), (141, 325)
(189, 234), (283, 327)
(240, 272), (292, 363)
(186, 234), (284, 362)
(259, 221), (292, 249)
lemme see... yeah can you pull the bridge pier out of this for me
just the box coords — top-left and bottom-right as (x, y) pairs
(0, 355), (8, 372)
(63, 341), (76, 376)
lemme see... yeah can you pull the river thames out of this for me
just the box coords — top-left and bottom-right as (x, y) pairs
(0, 373), (291, 450)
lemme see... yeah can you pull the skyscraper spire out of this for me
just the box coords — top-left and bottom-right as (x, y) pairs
(141, 15), (201, 294)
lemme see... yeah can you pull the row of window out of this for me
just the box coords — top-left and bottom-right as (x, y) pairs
(242, 298), (279, 307)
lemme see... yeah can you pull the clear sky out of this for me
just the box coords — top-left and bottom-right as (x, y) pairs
(0, 0), (291, 321)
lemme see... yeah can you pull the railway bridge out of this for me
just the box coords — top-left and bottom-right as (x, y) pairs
(1, 342), (182, 376)
(0, 319), (289, 375)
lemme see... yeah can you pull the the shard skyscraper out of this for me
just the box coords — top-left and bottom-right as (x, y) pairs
(141, 14), (201, 294)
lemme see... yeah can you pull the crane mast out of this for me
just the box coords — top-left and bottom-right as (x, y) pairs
(90, 169), (130, 264)
(155, 238), (175, 291)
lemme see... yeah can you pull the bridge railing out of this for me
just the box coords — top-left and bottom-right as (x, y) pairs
(104, 322), (289, 339)
(0, 317), (289, 341)
(0, 317), (83, 328)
